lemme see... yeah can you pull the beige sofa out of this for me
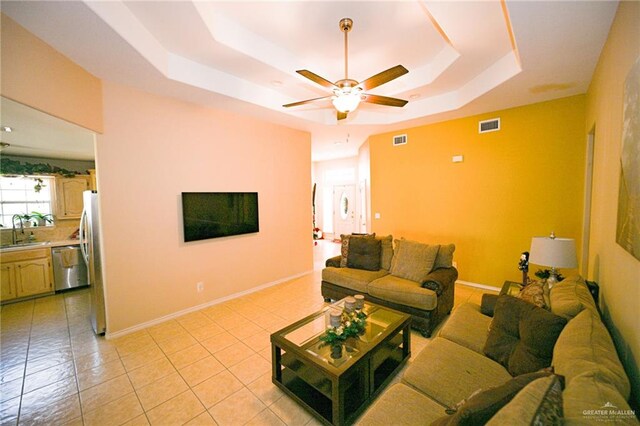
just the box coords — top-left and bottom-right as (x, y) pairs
(358, 276), (638, 425)
(321, 236), (458, 337)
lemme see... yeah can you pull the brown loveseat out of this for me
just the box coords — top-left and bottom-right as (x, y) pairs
(321, 235), (458, 337)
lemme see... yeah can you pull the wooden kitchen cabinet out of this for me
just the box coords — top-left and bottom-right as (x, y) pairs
(0, 248), (53, 303)
(56, 176), (89, 219)
(88, 169), (97, 191)
(0, 263), (17, 301)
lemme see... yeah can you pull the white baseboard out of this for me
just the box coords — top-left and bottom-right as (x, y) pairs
(106, 270), (313, 340)
(456, 280), (500, 292)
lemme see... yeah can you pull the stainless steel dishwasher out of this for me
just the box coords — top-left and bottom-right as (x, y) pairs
(52, 245), (89, 291)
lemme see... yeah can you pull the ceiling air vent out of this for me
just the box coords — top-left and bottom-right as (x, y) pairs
(479, 118), (501, 134)
(393, 134), (407, 146)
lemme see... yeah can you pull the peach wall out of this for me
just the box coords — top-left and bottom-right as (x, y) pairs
(0, 14), (103, 133)
(585, 0), (640, 409)
(369, 95), (586, 287)
(97, 81), (312, 333)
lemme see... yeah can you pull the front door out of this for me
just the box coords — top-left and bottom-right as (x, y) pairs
(333, 185), (356, 238)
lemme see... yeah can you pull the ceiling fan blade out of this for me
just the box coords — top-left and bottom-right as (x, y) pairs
(297, 70), (337, 89)
(358, 65), (408, 91)
(337, 111), (348, 121)
(362, 94), (408, 107)
(283, 96), (332, 108)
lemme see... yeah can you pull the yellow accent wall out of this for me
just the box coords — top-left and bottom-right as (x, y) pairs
(585, 0), (640, 410)
(0, 14), (103, 133)
(370, 95), (586, 287)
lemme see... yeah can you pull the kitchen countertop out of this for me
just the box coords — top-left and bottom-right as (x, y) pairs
(0, 239), (81, 253)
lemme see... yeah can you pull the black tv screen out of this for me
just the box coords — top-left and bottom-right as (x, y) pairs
(182, 192), (259, 242)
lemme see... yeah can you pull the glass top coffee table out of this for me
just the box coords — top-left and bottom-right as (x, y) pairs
(270, 299), (411, 426)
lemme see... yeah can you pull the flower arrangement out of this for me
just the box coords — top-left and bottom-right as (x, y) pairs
(535, 269), (565, 282)
(320, 309), (368, 347)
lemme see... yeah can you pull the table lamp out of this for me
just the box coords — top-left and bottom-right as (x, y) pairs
(529, 232), (578, 288)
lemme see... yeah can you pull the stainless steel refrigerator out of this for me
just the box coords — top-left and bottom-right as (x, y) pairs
(80, 190), (106, 335)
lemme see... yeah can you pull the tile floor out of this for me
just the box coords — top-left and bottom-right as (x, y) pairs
(1, 240), (495, 425)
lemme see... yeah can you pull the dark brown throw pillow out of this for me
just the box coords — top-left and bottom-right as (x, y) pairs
(430, 370), (557, 426)
(483, 296), (567, 376)
(347, 237), (381, 271)
(339, 233), (375, 267)
(481, 294), (499, 317)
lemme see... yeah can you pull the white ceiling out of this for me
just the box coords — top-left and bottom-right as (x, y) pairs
(0, 1), (617, 161)
(0, 97), (95, 160)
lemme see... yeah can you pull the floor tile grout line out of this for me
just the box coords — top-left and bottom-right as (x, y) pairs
(15, 299), (35, 426)
(62, 291), (85, 425)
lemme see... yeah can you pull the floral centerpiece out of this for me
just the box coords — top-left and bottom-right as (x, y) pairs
(320, 304), (368, 358)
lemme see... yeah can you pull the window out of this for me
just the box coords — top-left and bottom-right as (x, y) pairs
(0, 176), (55, 228)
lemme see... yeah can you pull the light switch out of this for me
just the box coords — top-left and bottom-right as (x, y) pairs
(452, 155), (464, 163)
(374, 213), (381, 219)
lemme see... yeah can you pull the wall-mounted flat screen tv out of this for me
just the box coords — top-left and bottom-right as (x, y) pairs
(182, 192), (259, 242)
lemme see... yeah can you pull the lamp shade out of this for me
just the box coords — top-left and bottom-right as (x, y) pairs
(529, 237), (578, 269)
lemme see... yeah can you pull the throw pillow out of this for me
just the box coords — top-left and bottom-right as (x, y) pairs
(517, 281), (550, 309)
(390, 239), (440, 283)
(339, 233), (375, 267)
(430, 370), (555, 426)
(377, 235), (394, 270)
(347, 237), (381, 271)
(486, 375), (564, 425)
(483, 296), (567, 376)
(481, 294), (499, 317)
(434, 243), (456, 269)
(339, 234), (350, 267)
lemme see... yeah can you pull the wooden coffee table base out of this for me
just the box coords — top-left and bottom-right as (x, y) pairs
(271, 309), (410, 426)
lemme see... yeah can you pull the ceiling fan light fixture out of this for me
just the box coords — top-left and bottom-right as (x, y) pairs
(332, 91), (361, 113)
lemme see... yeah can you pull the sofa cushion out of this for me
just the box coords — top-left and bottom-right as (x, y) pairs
(377, 235), (394, 271)
(486, 375), (564, 426)
(553, 309), (630, 399)
(402, 337), (512, 409)
(356, 384), (445, 425)
(439, 303), (492, 355)
(562, 371), (637, 424)
(430, 370), (554, 426)
(483, 296), (567, 376)
(549, 276), (597, 319)
(347, 236), (381, 271)
(368, 274), (438, 311)
(321, 267), (388, 293)
(434, 243), (456, 269)
(390, 239), (440, 282)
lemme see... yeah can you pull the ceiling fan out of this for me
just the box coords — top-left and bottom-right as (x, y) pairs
(283, 18), (409, 121)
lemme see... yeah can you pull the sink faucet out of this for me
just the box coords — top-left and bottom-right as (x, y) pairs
(11, 215), (25, 245)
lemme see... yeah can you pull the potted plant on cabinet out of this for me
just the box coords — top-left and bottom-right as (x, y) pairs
(30, 211), (54, 227)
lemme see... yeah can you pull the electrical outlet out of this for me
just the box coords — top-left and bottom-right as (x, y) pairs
(374, 212), (381, 219)
(196, 282), (204, 293)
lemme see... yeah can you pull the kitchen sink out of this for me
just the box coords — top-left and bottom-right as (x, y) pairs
(0, 241), (50, 249)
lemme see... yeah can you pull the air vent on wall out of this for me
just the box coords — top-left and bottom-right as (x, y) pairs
(393, 134), (407, 146)
(479, 118), (501, 134)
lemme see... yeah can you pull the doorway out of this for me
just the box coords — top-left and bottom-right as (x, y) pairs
(333, 184), (356, 237)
